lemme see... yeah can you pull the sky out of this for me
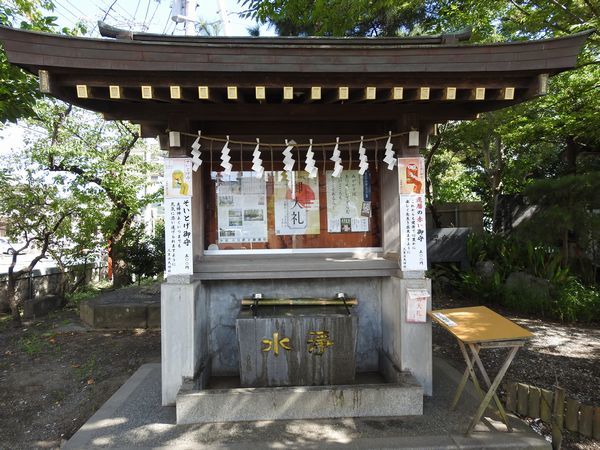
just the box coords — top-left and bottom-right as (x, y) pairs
(0, 0), (274, 156)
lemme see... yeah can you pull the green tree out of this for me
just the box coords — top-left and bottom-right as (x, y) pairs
(0, 165), (80, 323)
(239, 0), (432, 36)
(24, 100), (161, 287)
(517, 172), (600, 278)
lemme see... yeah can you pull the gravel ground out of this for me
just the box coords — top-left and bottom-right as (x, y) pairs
(432, 293), (600, 449)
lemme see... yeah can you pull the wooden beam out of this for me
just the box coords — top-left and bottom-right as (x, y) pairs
(227, 86), (238, 100)
(311, 86), (321, 101)
(537, 73), (549, 95)
(443, 87), (457, 100)
(502, 87), (515, 100)
(76, 84), (88, 98)
(392, 87), (404, 100)
(338, 86), (349, 101)
(198, 86), (210, 100)
(38, 70), (51, 93)
(109, 85), (121, 99)
(255, 86), (266, 101)
(474, 87), (486, 100)
(365, 86), (377, 100)
(283, 86), (294, 101)
(169, 85), (182, 100)
(141, 85), (153, 99)
(96, 101), (481, 123)
(322, 86), (350, 103)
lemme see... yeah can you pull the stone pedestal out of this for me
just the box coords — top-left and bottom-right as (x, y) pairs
(236, 307), (357, 387)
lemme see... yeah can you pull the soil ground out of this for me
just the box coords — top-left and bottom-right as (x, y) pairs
(0, 304), (160, 449)
(0, 284), (598, 449)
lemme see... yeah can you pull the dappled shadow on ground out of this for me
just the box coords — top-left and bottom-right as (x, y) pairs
(432, 295), (600, 405)
(65, 360), (543, 449)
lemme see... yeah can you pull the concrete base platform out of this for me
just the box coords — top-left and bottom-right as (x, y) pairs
(177, 372), (423, 424)
(64, 358), (551, 449)
(79, 284), (160, 329)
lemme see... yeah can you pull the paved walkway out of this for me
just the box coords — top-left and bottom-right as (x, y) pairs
(64, 357), (550, 449)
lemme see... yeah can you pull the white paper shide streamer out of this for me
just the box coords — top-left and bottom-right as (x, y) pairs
(251, 138), (264, 178)
(304, 138), (318, 178)
(282, 139), (296, 172)
(191, 131), (202, 171)
(358, 136), (369, 175)
(220, 136), (233, 175)
(330, 137), (343, 177)
(383, 131), (396, 170)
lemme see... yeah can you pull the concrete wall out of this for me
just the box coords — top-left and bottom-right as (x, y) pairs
(161, 280), (210, 405)
(381, 276), (432, 396)
(0, 264), (106, 311)
(205, 277), (382, 375)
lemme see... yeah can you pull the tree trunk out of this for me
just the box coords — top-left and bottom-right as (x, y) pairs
(108, 210), (134, 288)
(424, 132), (443, 228)
(564, 135), (579, 174)
(7, 267), (21, 326)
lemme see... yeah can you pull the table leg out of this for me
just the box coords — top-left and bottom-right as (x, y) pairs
(466, 346), (520, 435)
(469, 344), (513, 432)
(451, 340), (484, 410)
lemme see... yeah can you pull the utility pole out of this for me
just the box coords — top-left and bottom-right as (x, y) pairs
(171, 0), (196, 36)
(184, 0), (194, 36)
(217, 0), (231, 36)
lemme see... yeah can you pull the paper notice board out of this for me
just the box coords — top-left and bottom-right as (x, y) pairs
(216, 172), (268, 243)
(326, 170), (371, 233)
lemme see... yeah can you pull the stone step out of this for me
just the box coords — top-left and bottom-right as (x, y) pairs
(176, 372), (423, 424)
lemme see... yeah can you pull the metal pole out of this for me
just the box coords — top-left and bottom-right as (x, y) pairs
(217, 0), (230, 36)
(184, 0), (194, 36)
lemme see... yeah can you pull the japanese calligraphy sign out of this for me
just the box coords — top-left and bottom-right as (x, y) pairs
(164, 197), (193, 275)
(164, 158), (193, 198)
(216, 172), (268, 243)
(326, 170), (370, 233)
(398, 157), (427, 271)
(274, 171), (320, 235)
(164, 158), (194, 276)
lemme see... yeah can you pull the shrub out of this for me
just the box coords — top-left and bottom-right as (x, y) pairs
(433, 232), (600, 322)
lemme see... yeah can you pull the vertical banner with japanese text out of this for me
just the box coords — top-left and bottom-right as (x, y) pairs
(164, 158), (193, 276)
(398, 157), (427, 271)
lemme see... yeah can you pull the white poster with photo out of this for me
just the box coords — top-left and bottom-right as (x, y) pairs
(274, 171), (320, 235)
(216, 172), (268, 243)
(165, 197), (193, 275)
(164, 158), (193, 198)
(326, 170), (371, 233)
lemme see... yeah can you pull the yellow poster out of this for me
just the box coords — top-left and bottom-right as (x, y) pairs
(164, 158), (193, 198)
(274, 172), (320, 235)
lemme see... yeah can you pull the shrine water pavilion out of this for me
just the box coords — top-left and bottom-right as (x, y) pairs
(0, 23), (590, 423)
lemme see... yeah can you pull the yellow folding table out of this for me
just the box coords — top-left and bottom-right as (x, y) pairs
(429, 306), (533, 434)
